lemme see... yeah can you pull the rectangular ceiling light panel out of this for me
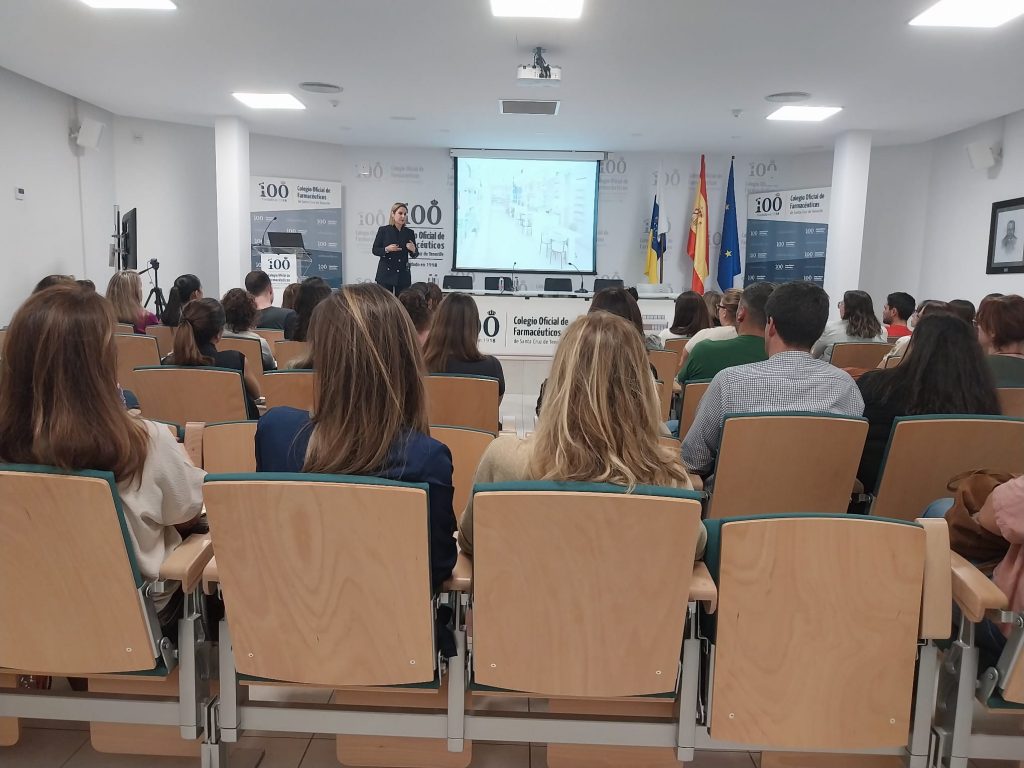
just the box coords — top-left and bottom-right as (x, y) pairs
(232, 93), (306, 110)
(909, 0), (1024, 27)
(766, 106), (843, 122)
(80, 0), (177, 8)
(491, 0), (584, 18)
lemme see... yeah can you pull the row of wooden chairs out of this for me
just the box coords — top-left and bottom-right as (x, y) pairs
(2, 469), (1021, 767)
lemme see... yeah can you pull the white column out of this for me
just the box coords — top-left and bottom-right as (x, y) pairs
(215, 117), (250, 295)
(824, 130), (872, 314)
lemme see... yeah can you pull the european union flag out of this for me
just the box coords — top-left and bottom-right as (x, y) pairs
(717, 158), (741, 291)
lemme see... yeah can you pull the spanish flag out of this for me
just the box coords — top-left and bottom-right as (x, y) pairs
(687, 154), (709, 294)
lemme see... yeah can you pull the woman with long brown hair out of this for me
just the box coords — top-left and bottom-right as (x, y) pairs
(422, 292), (504, 399)
(105, 270), (160, 334)
(659, 290), (713, 341)
(811, 289), (885, 362)
(459, 310), (703, 558)
(0, 284), (204, 629)
(255, 283), (457, 589)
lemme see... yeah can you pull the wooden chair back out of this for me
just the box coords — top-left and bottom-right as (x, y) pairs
(0, 327), (6, 356)
(430, 426), (496, 519)
(664, 337), (687, 363)
(648, 350), (679, 389)
(658, 435), (681, 451)
(261, 370), (315, 411)
(274, 340), (309, 368)
(1003, 642), (1024, 704)
(872, 416), (1024, 520)
(655, 379), (673, 422)
(0, 467), (156, 674)
(203, 476), (435, 687)
(471, 483), (703, 698)
(424, 375), (499, 433)
(218, 336), (264, 377)
(708, 414), (867, 518)
(830, 342), (894, 369)
(113, 333), (160, 393)
(185, 421), (257, 473)
(254, 328), (285, 344)
(678, 380), (711, 439)
(115, 322), (135, 335)
(132, 367), (248, 425)
(998, 387), (1024, 418)
(882, 354), (904, 368)
(145, 325), (174, 357)
(708, 516), (927, 749)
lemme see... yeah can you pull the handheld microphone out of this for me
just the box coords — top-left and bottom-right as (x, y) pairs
(568, 262), (588, 294)
(259, 216), (278, 247)
(510, 262), (517, 293)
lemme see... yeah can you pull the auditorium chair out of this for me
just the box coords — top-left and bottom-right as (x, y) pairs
(932, 553), (1024, 768)
(253, 328), (284, 344)
(0, 465), (216, 759)
(132, 366), (249, 425)
(829, 341), (894, 369)
(655, 378), (674, 421)
(218, 336), (266, 378)
(113, 332), (161, 393)
(115, 322), (135, 335)
(429, 426), (496, 521)
(870, 415), (1024, 520)
(424, 374), (499, 433)
(663, 337), (687, 363)
(273, 339), (309, 368)
(998, 386), (1024, 418)
(593, 278), (625, 291)
(145, 324), (175, 357)
(648, 349), (680, 390)
(543, 277), (573, 293)
(183, 421), (258, 473)
(260, 370), (314, 411)
(706, 413), (867, 518)
(442, 274), (473, 290)
(677, 379), (711, 439)
(202, 474), (473, 768)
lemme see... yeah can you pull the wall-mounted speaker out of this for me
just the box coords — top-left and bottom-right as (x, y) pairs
(73, 117), (105, 150)
(966, 140), (1001, 171)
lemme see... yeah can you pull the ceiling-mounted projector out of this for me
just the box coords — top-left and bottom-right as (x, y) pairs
(517, 46), (561, 85)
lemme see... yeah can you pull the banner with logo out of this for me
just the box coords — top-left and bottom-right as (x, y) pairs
(250, 176), (344, 288)
(744, 186), (829, 287)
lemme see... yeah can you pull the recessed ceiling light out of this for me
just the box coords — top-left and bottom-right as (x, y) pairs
(909, 0), (1024, 27)
(767, 106), (842, 122)
(232, 93), (305, 110)
(491, 0), (584, 18)
(765, 91), (811, 103)
(80, 0), (176, 8)
(300, 82), (343, 94)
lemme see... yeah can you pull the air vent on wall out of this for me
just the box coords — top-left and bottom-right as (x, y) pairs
(500, 99), (560, 115)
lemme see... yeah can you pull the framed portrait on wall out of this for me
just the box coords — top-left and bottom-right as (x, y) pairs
(987, 197), (1024, 274)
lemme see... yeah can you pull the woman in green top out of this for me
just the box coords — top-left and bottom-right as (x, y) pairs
(977, 294), (1024, 386)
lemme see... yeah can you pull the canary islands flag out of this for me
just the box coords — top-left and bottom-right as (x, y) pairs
(717, 158), (741, 291)
(644, 191), (665, 284)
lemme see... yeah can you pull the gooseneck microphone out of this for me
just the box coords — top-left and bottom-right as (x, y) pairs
(568, 262), (588, 294)
(259, 216), (278, 247)
(509, 261), (517, 293)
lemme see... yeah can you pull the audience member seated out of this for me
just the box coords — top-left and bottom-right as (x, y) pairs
(677, 283), (774, 385)
(658, 290), (712, 342)
(703, 290), (723, 327)
(75, 279), (95, 292)
(162, 297), (261, 419)
(160, 273), (203, 327)
(398, 286), (432, 345)
(255, 284), (457, 590)
(424, 281), (444, 312)
(424, 292), (505, 399)
(976, 294), (1024, 386)
(245, 269), (298, 338)
(222, 287), (277, 371)
(682, 282), (864, 477)
(458, 310), (704, 558)
(883, 291), (915, 339)
(105, 269), (160, 334)
(811, 289), (886, 362)
(0, 284), (205, 634)
(880, 299), (949, 366)
(32, 274), (75, 293)
(949, 298), (977, 325)
(681, 288), (743, 356)
(856, 313), (1000, 493)
(281, 281), (300, 310)
(292, 276), (332, 342)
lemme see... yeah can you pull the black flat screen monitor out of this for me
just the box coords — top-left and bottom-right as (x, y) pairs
(121, 208), (138, 270)
(267, 231), (305, 249)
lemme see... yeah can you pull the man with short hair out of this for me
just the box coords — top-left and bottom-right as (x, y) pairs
(678, 282), (775, 385)
(245, 270), (297, 338)
(682, 282), (864, 477)
(883, 291), (915, 339)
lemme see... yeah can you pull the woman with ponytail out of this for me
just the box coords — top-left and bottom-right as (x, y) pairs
(160, 274), (203, 327)
(162, 297), (261, 418)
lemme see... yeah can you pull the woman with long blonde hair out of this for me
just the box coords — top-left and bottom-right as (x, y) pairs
(255, 283), (457, 589)
(106, 270), (160, 334)
(459, 310), (703, 557)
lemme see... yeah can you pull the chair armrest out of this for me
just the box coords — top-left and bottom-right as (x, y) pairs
(183, 422), (204, 468)
(951, 551), (1008, 623)
(202, 556), (219, 596)
(688, 473), (704, 492)
(917, 518), (952, 639)
(159, 534), (213, 593)
(690, 561), (717, 614)
(442, 551), (473, 593)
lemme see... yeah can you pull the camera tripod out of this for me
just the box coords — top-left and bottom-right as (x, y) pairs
(138, 259), (166, 318)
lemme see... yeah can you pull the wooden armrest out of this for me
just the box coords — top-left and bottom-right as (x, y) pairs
(159, 533), (213, 593)
(917, 518), (953, 639)
(689, 561), (717, 614)
(672, 380), (682, 393)
(442, 551), (473, 593)
(688, 473), (704, 492)
(951, 551), (1008, 623)
(202, 556), (219, 595)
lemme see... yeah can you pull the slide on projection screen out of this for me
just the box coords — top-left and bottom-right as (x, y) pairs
(454, 155), (599, 274)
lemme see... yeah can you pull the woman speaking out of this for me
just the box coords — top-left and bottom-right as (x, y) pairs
(372, 202), (417, 294)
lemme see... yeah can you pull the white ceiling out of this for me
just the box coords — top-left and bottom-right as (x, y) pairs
(2, 0), (1024, 153)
